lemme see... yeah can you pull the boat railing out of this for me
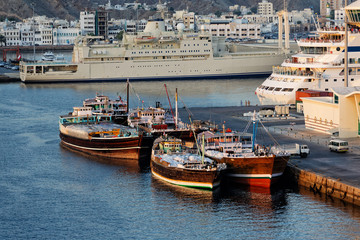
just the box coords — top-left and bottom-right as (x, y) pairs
(154, 148), (198, 155)
(298, 39), (343, 44)
(272, 66), (321, 78)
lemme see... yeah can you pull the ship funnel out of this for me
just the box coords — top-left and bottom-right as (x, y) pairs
(143, 19), (166, 33)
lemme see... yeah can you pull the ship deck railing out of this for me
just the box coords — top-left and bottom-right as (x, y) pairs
(298, 39), (343, 44)
(21, 61), (76, 66)
(272, 66), (322, 78)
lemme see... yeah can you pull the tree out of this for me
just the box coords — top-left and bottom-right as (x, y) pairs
(250, 6), (257, 14)
(0, 34), (6, 46)
(115, 30), (124, 41)
(215, 11), (222, 17)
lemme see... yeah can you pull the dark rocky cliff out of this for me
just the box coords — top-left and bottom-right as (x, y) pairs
(0, 0), (319, 21)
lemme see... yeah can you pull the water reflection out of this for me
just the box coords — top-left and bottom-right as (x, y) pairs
(20, 78), (264, 107)
(59, 143), (149, 173)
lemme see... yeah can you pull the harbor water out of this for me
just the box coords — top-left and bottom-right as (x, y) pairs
(1, 79), (360, 239)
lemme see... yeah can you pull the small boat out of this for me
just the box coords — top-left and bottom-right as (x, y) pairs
(151, 136), (226, 190)
(135, 36), (156, 43)
(59, 106), (143, 161)
(41, 52), (56, 61)
(198, 112), (290, 188)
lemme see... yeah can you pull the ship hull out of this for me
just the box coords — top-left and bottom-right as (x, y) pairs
(20, 54), (286, 83)
(214, 155), (289, 188)
(59, 132), (142, 161)
(151, 156), (222, 189)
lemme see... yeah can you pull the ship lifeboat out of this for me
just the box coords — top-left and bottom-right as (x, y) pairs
(135, 36), (156, 43)
(158, 36), (175, 43)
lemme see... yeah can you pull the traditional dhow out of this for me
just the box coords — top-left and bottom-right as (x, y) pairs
(198, 118), (290, 188)
(59, 106), (143, 161)
(151, 136), (226, 189)
(20, 19), (286, 83)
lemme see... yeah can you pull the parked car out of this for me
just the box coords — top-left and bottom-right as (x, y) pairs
(328, 139), (349, 152)
(0, 62), (5, 67)
(11, 65), (19, 70)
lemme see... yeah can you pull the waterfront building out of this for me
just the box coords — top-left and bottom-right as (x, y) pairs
(243, 14), (277, 24)
(258, 0), (274, 15)
(335, 8), (345, 22)
(80, 11), (96, 36)
(320, 0), (344, 18)
(40, 27), (53, 45)
(302, 87), (360, 138)
(204, 19), (261, 40)
(4, 28), (21, 46)
(80, 9), (109, 39)
(53, 27), (80, 45)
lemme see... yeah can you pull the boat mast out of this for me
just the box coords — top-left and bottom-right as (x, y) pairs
(201, 134), (205, 164)
(164, 84), (176, 129)
(252, 111), (258, 152)
(126, 78), (129, 113)
(175, 88), (178, 128)
(345, 0), (349, 87)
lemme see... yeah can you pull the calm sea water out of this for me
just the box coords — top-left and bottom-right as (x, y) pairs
(1, 79), (360, 239)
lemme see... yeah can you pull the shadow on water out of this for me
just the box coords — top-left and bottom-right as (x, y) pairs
(59, 143), (150, 173)
(60, 139), (360, 221)
(150, 174), (289, 212)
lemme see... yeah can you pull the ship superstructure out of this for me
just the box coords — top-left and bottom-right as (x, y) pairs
(256, 1), (360, 105)
(20, 19), (286, 83)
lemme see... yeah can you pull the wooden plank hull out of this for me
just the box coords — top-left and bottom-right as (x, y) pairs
(59, 132), (142, 160)
(216, 155), (289, 188)
(151, 156), (223, 190)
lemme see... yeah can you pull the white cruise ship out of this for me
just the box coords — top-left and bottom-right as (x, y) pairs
(19, 19), (286, 83)
(255, 1), (360, 105)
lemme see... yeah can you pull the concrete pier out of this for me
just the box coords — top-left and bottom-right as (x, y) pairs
(179, 105), (360, 206)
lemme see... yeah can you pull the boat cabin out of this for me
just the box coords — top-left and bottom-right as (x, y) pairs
(158, 138), (182, 154)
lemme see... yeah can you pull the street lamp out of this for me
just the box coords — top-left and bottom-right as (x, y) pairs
(31, 2), (35, 61)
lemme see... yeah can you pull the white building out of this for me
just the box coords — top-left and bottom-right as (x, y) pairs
(205, 19), (261, 40)
(243, 14), (277, 24)
(335, 8), (345, 21)
(320, 0), (344, 18)
(40, 27), (53, 45)
(258, 0), (273, 15)
(53, 27), (80, 45)
(20, 28), (34, 46)
(4, 28), (21, 46)
(302, 87), (360, 138)
(80, 11), (96, 35)
(229, 5), (239, 12)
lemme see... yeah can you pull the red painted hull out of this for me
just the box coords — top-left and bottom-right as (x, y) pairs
(215, 155), (289, 188)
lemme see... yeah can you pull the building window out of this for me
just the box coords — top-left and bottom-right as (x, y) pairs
(334, 94), (339, 104)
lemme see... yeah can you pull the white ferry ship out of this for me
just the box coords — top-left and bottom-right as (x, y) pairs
(20, 19), (286, 83)
(255, 1), (360, 105)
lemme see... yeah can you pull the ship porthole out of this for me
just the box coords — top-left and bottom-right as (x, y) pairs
(336, 47), (341, 51)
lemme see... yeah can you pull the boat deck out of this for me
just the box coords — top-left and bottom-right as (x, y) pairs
(179, 105), (360, 205)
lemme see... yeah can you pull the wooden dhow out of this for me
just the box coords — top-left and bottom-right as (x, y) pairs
(151, 136), (226, 190)
(59, 106), (144, 161)
(198, 113), (290, 188)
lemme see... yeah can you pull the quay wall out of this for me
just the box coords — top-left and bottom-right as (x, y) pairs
(0, 45), (73, 52)
(285, 164), (360, 206)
